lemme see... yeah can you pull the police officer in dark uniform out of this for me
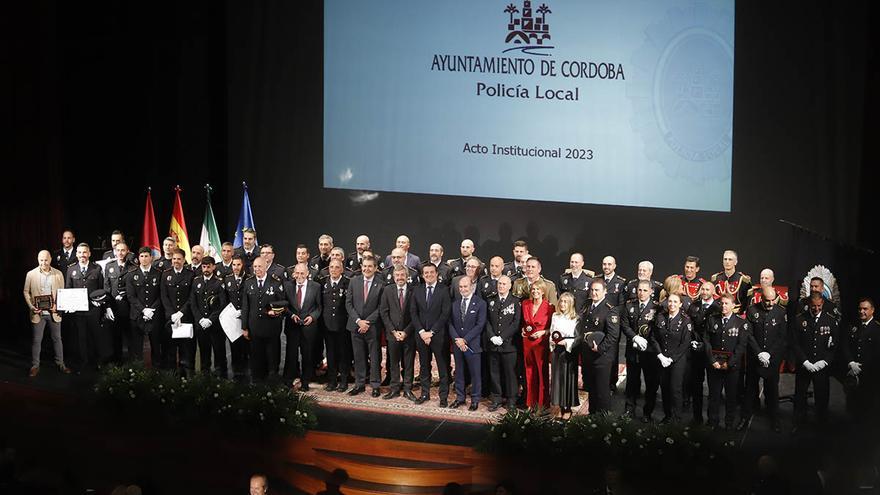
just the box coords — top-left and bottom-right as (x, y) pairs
(447, 239), (485, 279)
(582, 278), (621, 414)
(741, 286), (787, 432)
(233, 228), (259, 271)
(381, 248), (421, 287)
(103, 242), (136, 362)
(620, 280), (660, 420)
(190, 256), (228, 376)
(52, 230), (77, 270)
(710, 250), (752, 315)
(485, 275), (521, 411)
(841, 297), (880, 421)
(316, 247), (354, 281)
(704, 293), (749, 430)
(598, 256), (627, 307)
(258, 244), (288, 281)
(345, 234), (384, 275)
(126, 247), (163, 366)
(502, 240), (529, 280)
(224, 255), (250, 380)
(423, 243), (453, 288)
(686, 281), (720, 424)
(310, 234), (334, 273)
(65, 243), (107, 372)
(288, 244), (321, 281)
(321, 259), (351, 391)
(795, 277), (841, 322)
(152, 237), (177, 272)
(478, 256), (507, 301)
(160, 248), (195, 374)
(624, 261), (663, 303)
(651, 293), (693, 423)
(792, 294), (838, 430)
(558, 253), (595, 315)
(241, 256), (287, 382)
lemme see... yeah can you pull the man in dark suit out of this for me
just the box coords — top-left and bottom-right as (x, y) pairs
(424, 243), (452, 287)
(104, 241), (135, 362)
(53, 230), (77, 270)
(241, 256), (287, 382)
(283, 263), (322, 390)
(449, 276), (487, 410)
(345, 256), (385, 396)
(704, 294), (749, 430)
(233, 228), (259, 270)
(411, 263), (452, 407)
(379, 265), (416, 400)
(485, 275), (521, 411)
(321, 259), (351, 391)
(65, 243), (109, 372)
(160, 248), (195, 375)
(582, 278), (621, 414)
(686, 280), (720, 424)
(224, 255), (249, 380)
(126, 247), (163, 366)
(190, 256), (228, 377)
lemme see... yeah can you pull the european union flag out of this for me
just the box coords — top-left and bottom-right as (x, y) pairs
(233, 182), (257, 248)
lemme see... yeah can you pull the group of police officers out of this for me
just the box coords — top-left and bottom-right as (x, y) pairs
(45, 229), (878, 431)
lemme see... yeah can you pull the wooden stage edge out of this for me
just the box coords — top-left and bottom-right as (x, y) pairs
(0, 381), (499, 494)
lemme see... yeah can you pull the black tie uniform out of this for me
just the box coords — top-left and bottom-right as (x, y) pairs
(581, 299), (620, 414)
(65, 263), (109, 370)
(160, 268), (195, 373)
(241, 275), (287, 382)
(321, 277), (351, 389)
(190, 276), (228, 376)
(791, 311), (838, 425)
(704, 314), (748, 428)
(125, 267), (163, 365)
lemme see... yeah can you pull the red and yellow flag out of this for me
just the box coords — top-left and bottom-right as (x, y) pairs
(169, 186), (192, 263)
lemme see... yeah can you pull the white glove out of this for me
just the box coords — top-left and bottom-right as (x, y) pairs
(814, 360), (828, 371)
(105, 308), (115, 321)
(91, 300), (102, 308)
(803, 361), (817, 373)
(633, 335), (648, 351)
(235, 309), (242, 318)
(849, 361), (862, 376)
(490, 336), (504, 346)
(691, 340), (701, 350)
(115, 294), (124, 301)
(757, 352), (771, 367)
(199, 318), (212, 329)
(142, 308), (155, 320)
(171, 311), (184, 324)
(658, 354), (672, 368)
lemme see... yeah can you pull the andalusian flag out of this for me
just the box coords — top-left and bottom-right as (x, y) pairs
(169, 186), (192, 263)
(199, 184), (222, 258)
(141, 188), (161, 258)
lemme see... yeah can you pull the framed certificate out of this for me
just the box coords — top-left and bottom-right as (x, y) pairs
(55, 288), (88, 312)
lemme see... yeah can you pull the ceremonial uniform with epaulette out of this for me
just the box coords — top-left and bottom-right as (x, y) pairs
(679, 275), (707, 302)
(104, 259), (135, 362)
(711, 271), (752, 314)
(600, 274), (628, 307)
(309, 253), (331, 273)
(792, 310), (838, 425)
(65, 262), (107, 371)
(743, 302), (787, 429)
(317, 265), (354, 283)
(151, 256), (173, 273)
(161, 267), (195, 373)
(52, 247), (76, 271)
(581, 298), (620, 414)
(224, 272), (250, 379)
(263, 262), (287, 282)
(447, 257), (485, 279)
(795, 296), (840, 322)
(840, 317), (880, 420)
(478, 275), (499, 302)
(620, 298), (660, 419)
(484, 292), (521, 410)
(624, 279), (663, 304)
(558, 269), (596, 315)
(345, 252), (385, 276)
(233, 247), (258, 271)
(321, 275), (351, 391)
(125, 265), (162, 365)
(502, 261), (525, 280)
(704, 313), (749, 429)
(241, 274), (287, 381)
(651, 311), (693, 422)
(190, 274), (228, 376)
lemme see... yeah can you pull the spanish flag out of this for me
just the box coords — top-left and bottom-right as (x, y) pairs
(141, 188), (161, 259)
(169, 186), (192, 263)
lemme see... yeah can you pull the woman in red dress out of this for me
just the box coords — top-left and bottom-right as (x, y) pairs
(521, 279), (554, 410)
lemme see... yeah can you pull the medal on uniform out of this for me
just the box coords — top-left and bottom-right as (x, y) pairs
(167, 275), (172, 281)
(109, 267), (114, 274)
(134, 275), (139, 281)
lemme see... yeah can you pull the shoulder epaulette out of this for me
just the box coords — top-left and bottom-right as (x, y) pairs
(740, 273), (752, 284)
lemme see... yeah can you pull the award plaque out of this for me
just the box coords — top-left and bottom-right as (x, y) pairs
(711, 350), (733, 365)
(34, 295), (53, 310)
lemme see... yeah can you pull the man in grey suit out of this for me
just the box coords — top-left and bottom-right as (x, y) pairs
(284, 263), (322, 390)
(345, 255), (385, 396)
(379, 265), (416, 400)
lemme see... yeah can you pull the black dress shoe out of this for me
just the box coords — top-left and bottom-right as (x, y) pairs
(324, 383), (336, 391)
(336, 383), (347, 392)
(735, 418), (750, 432)
(383, 391), (400, 400)
(371, 388), (381, 398)
(450, 399), (465, 409)
(381, 375), (391, 386)
(438, 398), (448, 408)
(415, 395), (429, 405)
(469, 402), (479, 411)
(488, 403), (501, 412)
(403, 391), (417, 402)
(348, 387), (365, 396)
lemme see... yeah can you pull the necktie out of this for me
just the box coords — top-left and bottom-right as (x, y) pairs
(722, 317), (728, 326)
(398, 287), (405, 310)
(332, 281), (338, 289)
(427, 285), (434, 305)
(258, 279), (263, 290)
(296, 284), (303, 309)
(639, 302), (646, 312)
(461, 298), (468, 317)
(81, 265), (86, 276)
(363, 279), (370, 299)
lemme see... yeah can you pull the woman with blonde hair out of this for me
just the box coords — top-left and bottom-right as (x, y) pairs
(660, 274), (692, 312)
(550, 292), (581, 419)
(521, 279), (553, 409)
